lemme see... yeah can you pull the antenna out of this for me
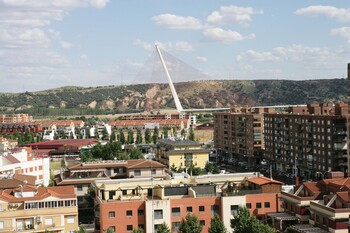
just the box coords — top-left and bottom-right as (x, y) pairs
(155, 44), (184, 113)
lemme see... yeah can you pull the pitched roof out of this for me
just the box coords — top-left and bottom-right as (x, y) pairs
(248, 176), (284, 185)
(68, 159), (166, 170)
(0, 174), (36, 189)
(108, 119), (187, 127)
(125, 160), (166, 169)
(3, 154), (20, 164)
(25, 139), (98, 149)
(0, 185), (76, 202)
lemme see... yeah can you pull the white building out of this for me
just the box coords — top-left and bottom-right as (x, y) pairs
(0, 148), (50, 186)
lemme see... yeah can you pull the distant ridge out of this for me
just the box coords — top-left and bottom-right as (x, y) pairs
(0, 79), (347, 116)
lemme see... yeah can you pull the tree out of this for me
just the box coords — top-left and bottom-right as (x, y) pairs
(132, 228), (142, 233)
(170, 163), (178, 172)
(179, 213), (203, 233)
(230, 206), (276, 233)
(127, 129), (134, 144)
(189, 128), (195, 141)
(77, 225), (87, 233)
(144, 128), (151, 143)
(181, 128), (186, 138)
(106, 227), (115, 233)
(205, 162), (213, 173)
(152, 127), (159, 144)
(85, 127), (91, 138)
(156, 222), (171, 233)
(136, 129), (143, 144)
(94, 127), (99, 139)
(162, 126), (169, 139)
(129, 147), (144, 159)
(110, 128), (116, 142)
(172, 127), (177, 138)
(101, 127), (109, 141)
(208, 214), (227, 233)
(118, 129), (125, 144)
(212, 165), (221, 174)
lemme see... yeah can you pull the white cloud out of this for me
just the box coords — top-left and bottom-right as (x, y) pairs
(295, 5), (350, 23)
(174, 41), (194, 52)
(60, 41), (72, 49)
(1, 0), (110, 9)
(134, 39), (194, 52)
(237, 44), (334, 63)
(331, 27), (350, 41)
(80, 54), (88, 60)
(203, 28), (255, 44)
(133, 39), (152, 51)
(236, 50), (279, 62)
(196, 56), (208, 62)
(207, 5), (263, 25)
(152, 14), (203, 29)
(0, 27), (50, 48)
(0, 0), (110, 92)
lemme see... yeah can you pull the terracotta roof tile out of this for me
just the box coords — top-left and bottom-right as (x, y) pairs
(248, 176), (284, 185)
(0, 185), (76, 202)
(3, 154), (20, 164)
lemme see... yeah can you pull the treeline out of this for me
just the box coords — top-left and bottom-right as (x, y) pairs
(0, 79), (347, 116)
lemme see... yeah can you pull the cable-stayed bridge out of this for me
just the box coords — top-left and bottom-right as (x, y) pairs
(151, 44), (230, 113)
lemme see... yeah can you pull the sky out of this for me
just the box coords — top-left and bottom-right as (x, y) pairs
(1, 0), (350, 93)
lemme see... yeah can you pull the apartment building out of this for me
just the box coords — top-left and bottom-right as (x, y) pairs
(264, 103), (348, 177)
(213, 106), (274, 164)
(93, 172), (282, 233)
(155, 139), (209, 170)
(0, 114), (33, 123)
(55, 159), (167, 224)
(0, 148), (50, 186)
(280, 172), (350, 233)
(36, 120), (85, 140)
(0, 185), (78, 233)
(55, 159), (167, 200)
(0, 122), (43, 134)
(109, 119), (189, 131)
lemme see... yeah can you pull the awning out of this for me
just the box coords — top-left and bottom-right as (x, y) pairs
(290, 224), (329, 233)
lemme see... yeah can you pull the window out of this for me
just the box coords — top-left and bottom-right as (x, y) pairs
(172, 222), (180, 232)
(45, 218), (53, 226)
(108, 226), (115, 232)
(126, 210), (133, 216)
(114, 168), (119, 173)
(199, 206), (205, 212)
(231, 205), (238, 216)
(154, 209), (163, 219)
(109, 211), (115, 218)
(134, 170), (141, 176)
(186, 206), (192, 213)
(138, 224), (144, 230)
(67, 216), (75, 224)
(246, 203), (251, 209)
(256, 203), (262, 209)
(138, 209), (144, 216)
(199, 220), (205, 226)
(172, 207), (180, 217)
(0, 221), (3, 230)
(264, 202), (270, 208)
(77, 185), (83, 191)
(152, 169), (156, 175)
(77, 196), (84, 202)
(127, 225), (133, 231)
(211, 205), (219, 215)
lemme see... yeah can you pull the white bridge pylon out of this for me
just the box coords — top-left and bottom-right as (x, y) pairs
(155, 44), (184, 113)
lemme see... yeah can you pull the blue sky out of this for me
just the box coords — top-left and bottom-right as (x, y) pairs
(1, 0), (349, 92)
